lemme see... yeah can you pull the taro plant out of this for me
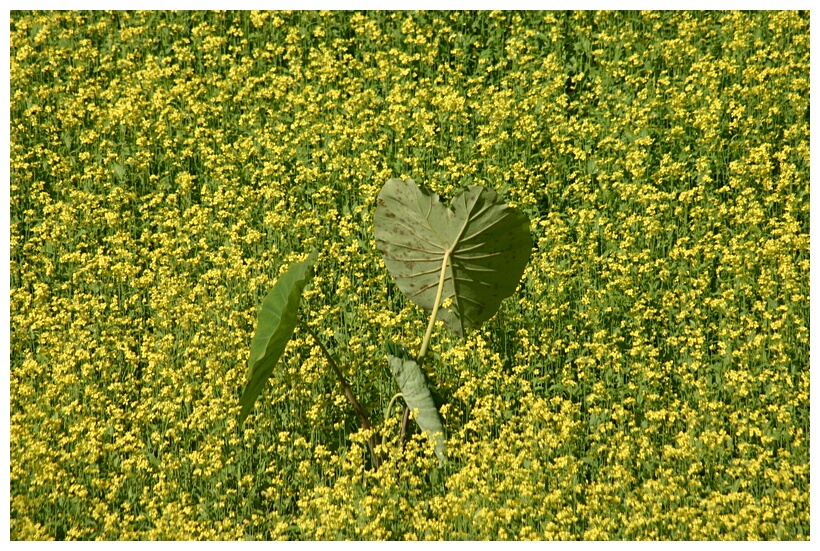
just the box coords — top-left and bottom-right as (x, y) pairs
(237, 249), (383, 467)
(239, 178), (531, 469)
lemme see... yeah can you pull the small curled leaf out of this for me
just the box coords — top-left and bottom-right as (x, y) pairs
(386, 341), (446, 466)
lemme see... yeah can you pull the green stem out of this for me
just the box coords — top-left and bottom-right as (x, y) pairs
(399, 405), (411, 452)
(385, 392), (403, 421)
(417, 250), (451, 364)
(299, 319), (382, 469)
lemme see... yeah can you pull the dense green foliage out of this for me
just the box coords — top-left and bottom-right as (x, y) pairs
(10, 10), (809, 540)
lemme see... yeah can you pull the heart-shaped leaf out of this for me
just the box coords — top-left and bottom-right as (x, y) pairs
(239, 250), (318, 425)
(386, 341), (445, 466)
(374, 178), (531, 337)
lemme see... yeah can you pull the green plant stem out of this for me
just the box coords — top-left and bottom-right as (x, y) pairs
(417, 250), (451, 364)
(299, 319), (382, 469)
(385, 392), (403, 420)
(399, 405), (411, 452)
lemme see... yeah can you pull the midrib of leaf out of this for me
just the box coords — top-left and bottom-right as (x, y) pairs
(422, 196), (448, 252)
(396, 191), (480, 313)
(417, 248), (451, 362)
(442, 191), (482, 336)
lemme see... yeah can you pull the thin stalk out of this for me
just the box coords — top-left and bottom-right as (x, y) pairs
(385, 392), (403, 420)
(399, 405), (411, 452)
(417, 250), (451, 364)
(299, 319), (381, 469)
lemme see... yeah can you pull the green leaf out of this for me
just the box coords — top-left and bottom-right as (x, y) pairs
(374, 178), (531, 337)
(239, 250), (318, 425)
(386, 341), (446, 466)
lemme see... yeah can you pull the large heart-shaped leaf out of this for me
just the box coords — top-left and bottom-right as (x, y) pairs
(374, 178), (531, 337)
(386, 341), (445, 466)
(239, 250), (318, 425)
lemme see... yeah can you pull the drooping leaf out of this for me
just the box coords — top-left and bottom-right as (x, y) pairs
(239, 250), (318, 425)
(386, 341), (445, 466)
(374, 178), (531, 337)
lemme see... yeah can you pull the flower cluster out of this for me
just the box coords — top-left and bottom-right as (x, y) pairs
(10, 10), (808, 540)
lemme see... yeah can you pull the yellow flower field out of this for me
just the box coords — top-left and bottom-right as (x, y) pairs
(9, 10), (809, 540)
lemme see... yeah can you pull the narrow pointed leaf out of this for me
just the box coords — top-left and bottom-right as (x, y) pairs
(386, 341), (445, 466)
(374, 178), (531, 337)
(239, 250), (318, 425)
